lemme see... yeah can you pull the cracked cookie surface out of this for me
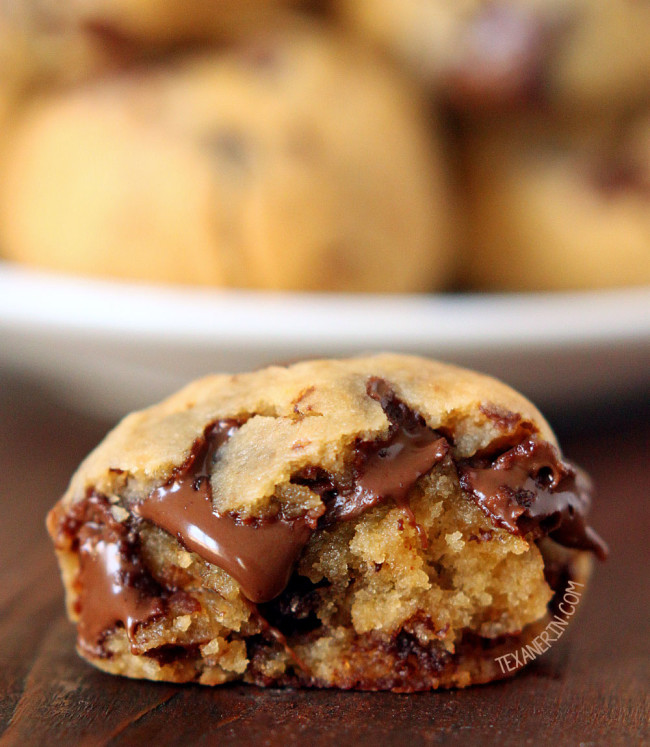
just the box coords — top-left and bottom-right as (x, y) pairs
(47, 354), (606, 690)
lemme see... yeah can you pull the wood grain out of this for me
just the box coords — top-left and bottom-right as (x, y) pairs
(0, 374), (647, 746)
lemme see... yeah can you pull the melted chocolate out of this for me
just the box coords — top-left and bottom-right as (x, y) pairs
(136, 383), (448, 603)
(59, 379), (605, 657)
(458, 437), (608, 560)
(358, 379), (449, 540)
(258, 575), (330, 638)
(60, 494), (166, 657)
(77, 537), (164, 656)
(294, 379), (449, 544)
(134, 420), (316, 604)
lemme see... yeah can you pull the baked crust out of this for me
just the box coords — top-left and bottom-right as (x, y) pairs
(47, 354), (604, 690)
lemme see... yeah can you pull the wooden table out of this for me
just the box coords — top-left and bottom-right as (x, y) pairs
(0, 373), (647, 746)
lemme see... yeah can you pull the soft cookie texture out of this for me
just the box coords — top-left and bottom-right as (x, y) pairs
(0, 22), (451, 292)
(47, 354), (606, 690)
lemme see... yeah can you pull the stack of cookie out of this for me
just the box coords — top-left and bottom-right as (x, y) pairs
(0, 0), (648, 292)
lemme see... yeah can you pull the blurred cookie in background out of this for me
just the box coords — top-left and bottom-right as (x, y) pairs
(0, 0), (136, 166)
(0, 28), (33, 153)
(0, 1), (321, 186)
(0, 0), (312, 110)
(45, 0), (308, 47)
(0, 22), (453, 292)
(1, 0), (305, 53)
(0, 27), (109, 184)
(0, 3), (134, 90)
(460, 113), (650, 291)
(337, 0), (650, 115)
(0, 9), (111, 126)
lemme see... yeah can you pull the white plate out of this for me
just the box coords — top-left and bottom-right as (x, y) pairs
(0, 261), (648, 420)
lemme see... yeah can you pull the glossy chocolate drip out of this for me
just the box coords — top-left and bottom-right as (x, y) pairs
(135, 381), (449, 605)
(134, 420), (315, 604)
(65, 378), (606, 657)
(60, 494), (166, 656)
(295, 379), (449, 546)
(360, 378), (449, 520)
(458, 437), (608, 559)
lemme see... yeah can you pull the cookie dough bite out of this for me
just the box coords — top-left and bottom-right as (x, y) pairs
(338, 0), (650, 115)
(47, 354), (607, 690)
(461, 114), (650, 291)
(0, 0), (311, 135)
(0, 17), (106, 162)
(0, 4), (132, 177)
(0, 23), (451, 291)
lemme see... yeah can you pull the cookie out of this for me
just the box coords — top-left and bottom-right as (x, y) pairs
(1, 0), (297, 61)
(47, 354), (606, 690)
(461, 114), (650, 291)
(0, 4), (137, 172)
(0, 29), (30, 162)
(0, 23), (451, 292)
(54, 0), (302, 46)
(72, 0), (305, 46)
(0, 4), (133, 89)
(0, 18), (107, 147)
(338, 0), (650, 114)
(0, 3), (312, 161)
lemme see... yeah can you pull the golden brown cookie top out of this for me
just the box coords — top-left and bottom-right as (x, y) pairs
(62, 354), (554, 517)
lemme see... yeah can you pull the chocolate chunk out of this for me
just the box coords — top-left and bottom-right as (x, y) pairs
(205, 131), (250, 170)
(458, 437), (608, 560)
(145, 643), (201, 666)
(56, 493), (166, 657)
(294, 379), (449, 543)
(134, 420), (317, 604)
(137, 386), (449, 604)
(358, 379), (449, 536)
(258, 575), (329, 637)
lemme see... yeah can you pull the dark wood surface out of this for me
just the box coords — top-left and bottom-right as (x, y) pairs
(0, 373), (648, 746)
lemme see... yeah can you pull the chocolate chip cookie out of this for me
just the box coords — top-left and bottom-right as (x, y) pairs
(0, 22), (451, 291)
(338, 0), (650, 114)
(47, 354), (607, 690)
(462, 113), (650, 291)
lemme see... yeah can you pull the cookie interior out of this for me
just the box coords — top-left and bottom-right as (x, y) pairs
(47, 356), (604, 690)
